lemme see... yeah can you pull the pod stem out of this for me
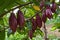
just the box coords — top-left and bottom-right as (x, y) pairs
(43, 23), (48, 40)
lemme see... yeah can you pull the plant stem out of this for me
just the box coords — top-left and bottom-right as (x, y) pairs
(43, 23), (48, 40)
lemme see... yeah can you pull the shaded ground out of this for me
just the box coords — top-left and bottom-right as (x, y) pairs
(46, 24), (60, 37)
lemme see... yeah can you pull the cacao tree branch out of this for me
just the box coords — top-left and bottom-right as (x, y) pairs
(0, 4), (43, 32)
(43, 23), (48, 40)
(26, 8), (44, 21)
(0, 2), (33, 17)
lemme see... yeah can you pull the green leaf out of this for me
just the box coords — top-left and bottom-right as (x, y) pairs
(45, 1), (51, 5)
(56, 8), (60, 14)
(26, 20), (32, 30)
(7, 28), (16, 37)
(58, 29), (60, 32)
(32, 0), (40, 5)
(0, 30), (5, 40)
(36, 29), (44, 37)
(23, 8), (35, 18)
(0, 18), (4, 25)
(53, 13), (58, 19)
(51, 26), (57, 31)
(0, 0), (17, 13)
(3, 14), (9, 26)
(53, 23), (60, 29)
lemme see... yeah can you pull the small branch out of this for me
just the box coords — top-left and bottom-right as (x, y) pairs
(26, 7), (44, 21)
(0, 6), (43, 32)
(0, 2), (33, 17)
(43, 23), (48, 40)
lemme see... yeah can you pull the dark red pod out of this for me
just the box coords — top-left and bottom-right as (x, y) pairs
(17, 10), (25, 29)
(9, 13), (17, 32)
(36, 13), (42, 28)
(42, 10), (47, 23)
(31, 18), (37, 32)
(40, 1), (44, 9)
(45, 8), (53, 19)
(28, 30), (33, 39)
(51, 2), (57, 13)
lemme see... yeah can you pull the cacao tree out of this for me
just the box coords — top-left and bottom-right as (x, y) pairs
(0, 0), (60, 40)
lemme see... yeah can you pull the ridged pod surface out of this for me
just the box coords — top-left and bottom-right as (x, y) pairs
(42, 10), (47, 23)
(40, 1), (44, 9)
(45, 5), (53, 19)
(45, 8), (53, 19)
(17, 10), (25, 29)
(9, 13), (17, 32)
(51, 2), (57, 13)
(28, 30), (33, 39)
(31, 18), (37, 32)
(36, 13), (42, 28)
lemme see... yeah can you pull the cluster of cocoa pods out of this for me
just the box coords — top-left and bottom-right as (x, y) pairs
(28, 0), (57, 39)
(28, 13), (42, 39)
(40, 0), (57, 22)
(9, 0), (57, 39)
(9, 10), (25, 33)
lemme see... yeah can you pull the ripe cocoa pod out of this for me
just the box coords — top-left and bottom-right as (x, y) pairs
(36, 13), (42, 28)
(40, 1), (44, 9)
(17, 10), (25, 29)
(9, 13), (17, 32)
(46, 8), (53, 19)
(28, 30), (33, 39)
(51, 2), (57, 13)
(42, 10), (47, 23)
(31, 18), (37, 32)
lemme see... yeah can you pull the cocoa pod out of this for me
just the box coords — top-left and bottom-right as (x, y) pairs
(36, 13), (42, 28)
(17, 10), (25, 29)
(31, 18), (37, 32)
(40, 1), (44, 9)
(51, 2), (57, 13)
(28, 30), (33, 39)
(46, 8), (53, 19)
(9, 13), (17, 32)
(42, 10), (47, 23)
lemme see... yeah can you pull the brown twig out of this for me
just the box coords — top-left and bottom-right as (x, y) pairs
(43, 23), (48, 40)
(0, 2), (33, 17)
